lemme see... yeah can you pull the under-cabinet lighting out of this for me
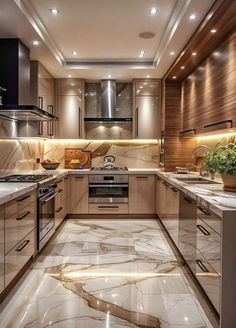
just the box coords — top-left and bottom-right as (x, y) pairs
(196, 131), (236, 141)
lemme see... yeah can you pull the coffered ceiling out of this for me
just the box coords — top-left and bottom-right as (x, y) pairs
(0, 0), (216, 80)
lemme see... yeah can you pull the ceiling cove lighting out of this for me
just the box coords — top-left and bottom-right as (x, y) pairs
(150, 7), (157, 15)
(189, 14), (196, 20)
(139, 50), (145, 58)
(50, 8), (59, 15)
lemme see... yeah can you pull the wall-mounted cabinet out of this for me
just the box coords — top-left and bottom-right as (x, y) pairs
(133, 80), (160, 139)
(55, 79), (84, 139)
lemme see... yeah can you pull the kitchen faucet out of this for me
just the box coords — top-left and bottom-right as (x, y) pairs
(192, 145), (211, 177)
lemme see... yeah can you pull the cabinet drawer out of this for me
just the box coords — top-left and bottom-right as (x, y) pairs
(195, 251), (220, 312)
(197, 205), (221, 235)
(197, 218), (221, 275)
(5, 202), (36, 254)
(5, 229), (35, 287)
(5, 191), (36, 218)
(89, 203), (128, 214)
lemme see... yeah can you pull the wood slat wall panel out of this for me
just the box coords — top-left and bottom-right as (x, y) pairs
(181, 30), (236, 133)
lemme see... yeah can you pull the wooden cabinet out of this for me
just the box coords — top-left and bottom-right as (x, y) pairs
(63, 175), (71, 215)
(55, 179), (65, 228)
(4, 190), (36, 288)
(56, 79), (84, 139)
(129, 175), (155, 214)
(0, 206), (4, 293)
(133, 80), (160, 139)
(70, 175), (88, 214)
(89, 203), (128, 214)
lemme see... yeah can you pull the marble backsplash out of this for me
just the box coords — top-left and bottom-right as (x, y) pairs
(44, 140), (160, 169)
(0, 139), (159, 175)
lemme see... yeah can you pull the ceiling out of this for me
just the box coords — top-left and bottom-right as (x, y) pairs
(0, 0), (216, 80)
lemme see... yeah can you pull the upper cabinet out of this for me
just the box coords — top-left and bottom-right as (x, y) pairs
(133, 80), (161, 139)
(55, 79), (85, 139)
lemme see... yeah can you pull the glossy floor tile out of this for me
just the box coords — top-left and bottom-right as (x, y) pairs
(0, 219), (213, 327)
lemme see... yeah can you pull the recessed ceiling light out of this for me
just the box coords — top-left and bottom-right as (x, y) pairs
(173, 76), (177, 79)
(139, 50), (145, 57)
(72, 51), (78, 56)
(170, 51), (175, 56)
(144, 82), (148, 85)
(108, 75), (111, 78)
(33, 40), (39, 46)
(146, 75), (150, 78)
(181, 66), (185, 69)
(192, 52), (197, 56)
(211, 29), (217, 33)
(189, 14), (196, 20)
(68, 75), (72, 78)
(50, 8), (59, 15)
(150, 7), (157, 15)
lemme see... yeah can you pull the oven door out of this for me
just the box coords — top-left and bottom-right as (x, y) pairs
(89, 183), (128, 203)
(38, 191), (56, 249)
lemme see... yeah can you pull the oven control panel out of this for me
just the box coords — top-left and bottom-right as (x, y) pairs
(89, 175), (128, 184)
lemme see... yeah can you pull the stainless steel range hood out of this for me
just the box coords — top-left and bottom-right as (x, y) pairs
(0, 39), (58, 122)
(84, 79), (132, 123)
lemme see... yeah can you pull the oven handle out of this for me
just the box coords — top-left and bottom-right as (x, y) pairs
(39, 192), (56, 204)
(89, 184), (128, 188)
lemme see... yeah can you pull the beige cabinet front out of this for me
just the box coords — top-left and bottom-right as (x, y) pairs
(129, 175), (155, 214)
(0, 206), (4, 293)
(63, 175), (71, 215)
(70, 175), (88, 214)
(55, 179), (65, 229)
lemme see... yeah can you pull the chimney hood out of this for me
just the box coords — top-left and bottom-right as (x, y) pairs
(0, 39), (58, 122)
(84, 79), (132, 123)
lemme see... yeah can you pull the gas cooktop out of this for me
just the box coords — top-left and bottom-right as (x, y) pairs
(0, 174), (53, 183)
(91, 167), (128, 171)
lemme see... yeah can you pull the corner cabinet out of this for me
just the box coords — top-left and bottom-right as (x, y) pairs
(55, 79), (85, 139)
(70, 175), (88, 214)
(129, 175), (155, 214)
(133, 80), (161, 139)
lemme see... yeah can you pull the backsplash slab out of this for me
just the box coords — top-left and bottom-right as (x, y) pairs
(44, 140), (160, 169)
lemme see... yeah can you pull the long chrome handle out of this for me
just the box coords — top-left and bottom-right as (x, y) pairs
(136, 176), (148, 179)
(47, 105), (54, 136)
(89, 184), (128, 188)
(98, 206), (119, 209)
(136, 107), (139, 137)
(40, 193), (56, 203)
(16, 210), (31, 221)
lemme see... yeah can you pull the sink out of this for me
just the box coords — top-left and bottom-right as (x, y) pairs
(174, 177), (221, 185)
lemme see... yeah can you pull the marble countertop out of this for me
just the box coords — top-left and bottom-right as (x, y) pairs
(0, 183), (37, 206)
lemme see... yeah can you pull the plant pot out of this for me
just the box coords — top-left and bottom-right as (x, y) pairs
(221, 174), (236, 192)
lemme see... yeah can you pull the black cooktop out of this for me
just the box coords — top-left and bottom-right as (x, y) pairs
(91, 167), (128, 171)
(0, 174), (53, 182)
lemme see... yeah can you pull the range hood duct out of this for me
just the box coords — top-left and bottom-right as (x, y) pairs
(0, 39), (58, 122)
(84, 79), (132, 123)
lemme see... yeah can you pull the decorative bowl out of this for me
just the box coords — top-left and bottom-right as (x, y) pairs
(41, 162), (60, 170)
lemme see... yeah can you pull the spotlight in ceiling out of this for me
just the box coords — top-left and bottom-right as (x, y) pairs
(50, 8), (59, 15)
(139, 50), (145, 58)
(189, 14), (196, 20)
(72, 51), (78, 56)
(33, 40), (39, 46)
(150, 7), (157, 15)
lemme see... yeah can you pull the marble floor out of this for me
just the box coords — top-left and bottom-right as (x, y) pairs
(0, 219), (213, 328)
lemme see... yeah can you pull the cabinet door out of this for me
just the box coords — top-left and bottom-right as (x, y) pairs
(63, 175), (71, 215)
(56, 95), (82, 139)
(129, 175), (155, 214)
(55, 180), (65, 228)
(0, 206), (4, 293)
(70, 175), (88, 214)
(134, 96), (159, 139)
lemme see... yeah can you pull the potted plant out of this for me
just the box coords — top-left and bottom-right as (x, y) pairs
(201, 142), (236, 192)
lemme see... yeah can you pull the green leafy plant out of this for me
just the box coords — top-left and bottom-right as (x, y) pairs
(201, 142), (236, 176)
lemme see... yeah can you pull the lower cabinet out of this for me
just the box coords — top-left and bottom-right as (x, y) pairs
(70, 175), (88, 214)
(55, 179), (65, 229)
(89, 203), (128, 214)
(5, 229), (35, 287)
(63, 175), (71, 214)
(0, 206), (4, 293)
(129, 175), (155, 214)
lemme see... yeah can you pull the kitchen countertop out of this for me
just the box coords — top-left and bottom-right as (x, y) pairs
(0, 168), (236, 217)
(0, 182), (37, 206)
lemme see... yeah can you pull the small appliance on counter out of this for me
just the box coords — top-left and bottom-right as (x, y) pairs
(65, 148), (91, 169)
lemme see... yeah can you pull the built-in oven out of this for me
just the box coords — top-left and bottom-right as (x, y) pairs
(89, 175), (129, 203)
(37, 181), (57, 250)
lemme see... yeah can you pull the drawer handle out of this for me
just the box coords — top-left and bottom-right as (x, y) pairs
(16, 210), (31, 221)
(58, 189), (63, 193)
(56, 207), (63, 213)
(197, 224), (211, 236)
(16, 240), (30, 252)
(198, 206), (211, 216)
(17, 195), (30, 202)
(98, 206), (119, 209)
(170, 187), (178, 193)
(156, 176), (160, 180)
(196, 259), (209, 273)
(162, 181), (169, 187)
(183, 197), (194, 204)
(57, 180), (63, 184)
(75, 177), (84, 179)
(136, 176), (148, 179)
(64, 177), (68, 180)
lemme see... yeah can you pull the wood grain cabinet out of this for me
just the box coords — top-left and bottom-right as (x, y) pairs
(133, 80), (161, 139)
(55, 179), (65, 229)
(0, 206), (4, 293)
(55, 79), (84, 139)
(70, 175), (88, 214)
(63, 175), (71, 215)
(129, 175), (155, 214)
